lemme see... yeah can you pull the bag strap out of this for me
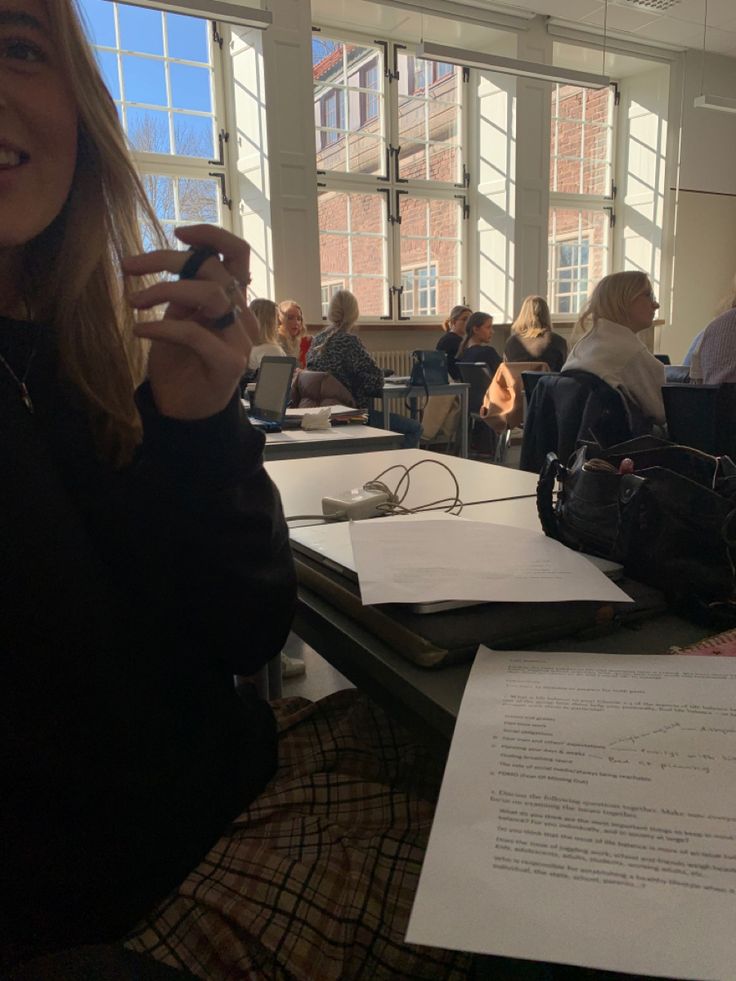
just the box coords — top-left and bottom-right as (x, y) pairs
(537, 452), (562, 540)
(407, 358), (430, 413)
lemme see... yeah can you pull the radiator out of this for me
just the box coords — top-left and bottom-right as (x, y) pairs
(372, 350), (413, 376)
(372, 350), (414, 418)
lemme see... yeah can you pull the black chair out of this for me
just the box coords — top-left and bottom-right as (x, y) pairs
(456, 361), (492, 414)
(663, 383), (736, 457)
(456, 362), (496, 459)
(519, 370), (634, 474)
(654, 353), (671, 365)
(521, 370), (554, 411)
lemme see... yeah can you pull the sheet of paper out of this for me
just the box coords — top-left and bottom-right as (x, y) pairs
(349, 515), (631, 604)
(284, 405), (359, 418)
(407, 648), (736, 979)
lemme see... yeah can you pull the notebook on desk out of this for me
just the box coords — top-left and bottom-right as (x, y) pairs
(291, 525), (650, 670)
(290, 521), (623, 616)
(247, 356), (297, 431)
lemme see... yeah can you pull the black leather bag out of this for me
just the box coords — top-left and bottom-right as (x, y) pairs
(537, 436), (736, 623)
(409, 350), (449, 392)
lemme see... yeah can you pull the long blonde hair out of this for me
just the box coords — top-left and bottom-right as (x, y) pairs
(21, 0), (162, 466)
(443, 304), (471, 333)
(249, 299), (280, 346)
(573, 271), (650, 341)
(512, 296), (551, 339)
(312, 289), (360, 355)
(277, 299), (305, 358)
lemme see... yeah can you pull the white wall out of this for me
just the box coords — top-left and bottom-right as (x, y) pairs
(668, 50), (736, 359)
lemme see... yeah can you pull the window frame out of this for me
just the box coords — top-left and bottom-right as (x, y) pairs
(83, 2), (233, 236)
(547, 82), (618, 320)
(312, 27), (469, 323)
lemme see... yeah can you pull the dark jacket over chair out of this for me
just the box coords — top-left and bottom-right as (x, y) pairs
(520, 370), (636, 473)
(290, 370), (356, 408)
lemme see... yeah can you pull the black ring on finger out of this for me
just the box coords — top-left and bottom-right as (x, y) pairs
(212, 309), (237, 330)
(179, 246), (218, 281)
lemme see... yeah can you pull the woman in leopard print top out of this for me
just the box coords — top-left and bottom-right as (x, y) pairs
(307, 290), (421, 446)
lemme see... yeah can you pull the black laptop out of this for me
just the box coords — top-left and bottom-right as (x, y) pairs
(247, 356), (297, 432)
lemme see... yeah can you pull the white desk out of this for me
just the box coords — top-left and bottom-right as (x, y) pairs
(265, 447), (538, 524)
(268, 457), (708, 744)
(263, 424), (402, 461)
(377, 380), (470, 458)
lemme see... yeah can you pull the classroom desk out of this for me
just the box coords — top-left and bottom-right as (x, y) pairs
(263, 424), (403, 461)
(264, 447), (539, 524)
(293, 575), (713, 748)
(377, 380), (470, 458)
(275, 484), (717, 746)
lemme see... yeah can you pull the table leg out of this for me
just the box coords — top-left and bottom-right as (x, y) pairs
(460, 387), (469, 458)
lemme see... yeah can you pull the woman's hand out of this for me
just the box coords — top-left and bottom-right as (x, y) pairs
(122, 224), (258, 420)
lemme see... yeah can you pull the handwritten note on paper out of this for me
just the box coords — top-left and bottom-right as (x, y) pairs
(349, 516), (631, 605)
(406, 650), (736, 980)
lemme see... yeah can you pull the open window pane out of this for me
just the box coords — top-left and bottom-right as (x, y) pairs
(551, 85), (613, 197)
(396, 53), (462, 184)
(318, 190), (388, 317)
(313, 37), (385, 177)
(548, 208), (610, 316)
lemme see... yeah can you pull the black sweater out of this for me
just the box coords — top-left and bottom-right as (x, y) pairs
(0, 318), (296, 965)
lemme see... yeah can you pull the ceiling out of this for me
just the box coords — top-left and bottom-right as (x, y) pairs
(485, 0), (736, 55)
(310, 0), (736, 59)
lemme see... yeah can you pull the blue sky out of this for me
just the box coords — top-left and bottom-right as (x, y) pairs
(77, 0), (215, 158)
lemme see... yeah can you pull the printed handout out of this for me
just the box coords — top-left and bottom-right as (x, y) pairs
(407, 648), (736, 979)
(349, 516), (631, 605)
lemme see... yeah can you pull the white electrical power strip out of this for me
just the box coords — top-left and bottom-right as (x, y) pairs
(321, 487), (391, 520)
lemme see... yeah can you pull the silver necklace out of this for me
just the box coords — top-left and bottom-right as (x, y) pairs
(0, 310), (38, 414)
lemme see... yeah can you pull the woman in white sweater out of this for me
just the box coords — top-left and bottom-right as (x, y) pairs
(562, 271), (666, 427)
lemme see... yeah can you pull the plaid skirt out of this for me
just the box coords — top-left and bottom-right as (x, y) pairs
(125, 690), (474, 980)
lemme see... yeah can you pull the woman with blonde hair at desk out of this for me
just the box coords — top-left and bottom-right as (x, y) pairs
(247, 298), (284, 372)
(505, 295), (567, 372)
(277, 298), (311, 366)
(2, 4), (471, 977)
(307, 289), (422, 447)
(562, 270), (666, 427)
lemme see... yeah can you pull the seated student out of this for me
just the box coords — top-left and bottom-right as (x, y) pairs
(307, 289), (422, 448)
(455, 311), (502, 375)
(436, 304), (471, 380)
(690, 284), (736, 385)
(1, 4), (471, 979)
(505, 295), (567, 372)
(277, 298), (311, 367)
(247, 298), (285, 372)
(562, 271), (666, 428)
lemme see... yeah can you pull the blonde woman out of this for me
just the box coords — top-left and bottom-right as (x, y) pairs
(248, 298), (285, 372)
(562, 271), (665, 426)
(505, 295), (567, 372)
(2, 6), (469, 978)
(307, 289), (422, 447)
(277, 298), (311, 366)
(1, 0), (297, 965)
(436, 303), (471, 379)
